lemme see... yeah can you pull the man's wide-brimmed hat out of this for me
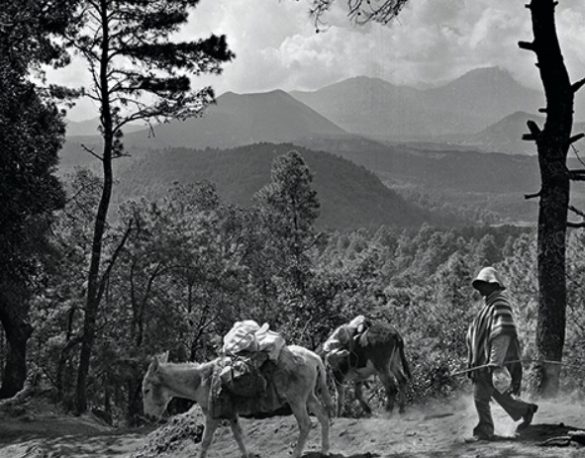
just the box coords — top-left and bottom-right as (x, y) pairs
(472, 266), (505, 290)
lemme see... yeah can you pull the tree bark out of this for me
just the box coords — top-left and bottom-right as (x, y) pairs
(75, 0), (114, 415)
(536, 169), (569, 395)
(126, 376), (143, 426)
(523, 0), (575, 396)
(0, 300), (33, 398)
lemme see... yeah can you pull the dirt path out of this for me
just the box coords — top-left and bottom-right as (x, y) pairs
(1, 396), (584, 457)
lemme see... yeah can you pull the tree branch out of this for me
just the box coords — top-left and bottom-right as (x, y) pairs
(569, 205), (585, 220)
(567, 222), (585, 229)
(96, 219), (134, 304)
(518, 40), (536, 52)
(81, 144), (103, 161)
(568, 206), (585, 229)
(525, 190), (542, 200)
(310, 0), (409, 29)
(568, 133), (585, 147)
(571, 144), (585, 168)
(569, 169), (585, 181)
(523, 120), (542, 142)
(572, 77), (585, 94)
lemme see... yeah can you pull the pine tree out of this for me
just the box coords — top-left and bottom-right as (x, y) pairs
(0, 0), (78, 397)
(68, 0), (234, 413)
(256, 151), (320, 299)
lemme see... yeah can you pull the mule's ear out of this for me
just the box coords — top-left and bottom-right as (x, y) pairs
(151, 356), (160, 371)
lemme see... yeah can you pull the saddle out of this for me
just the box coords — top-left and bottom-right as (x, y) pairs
(209, 351), (288, 419)
(219, 351), (268, 397)
(209, 320), (289, 419)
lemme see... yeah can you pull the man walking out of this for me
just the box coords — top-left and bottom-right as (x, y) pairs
(466, 267), (538, 441)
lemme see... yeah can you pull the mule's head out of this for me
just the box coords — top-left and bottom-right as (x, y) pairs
(325, 349), (350, 369)
(142, 352), (172, 420)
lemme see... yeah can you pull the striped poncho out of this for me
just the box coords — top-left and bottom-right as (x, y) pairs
(466, 290), (522, 391)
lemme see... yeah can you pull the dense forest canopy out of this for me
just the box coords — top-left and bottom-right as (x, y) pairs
(1, 149), (579, 424)
(0, 0), (80, 398)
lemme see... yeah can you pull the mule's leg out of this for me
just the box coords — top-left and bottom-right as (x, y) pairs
(394, 371), (408, 413)
(307, 393), (330, 456)
(229, 416), (250, 458)
(388, 353), (408, 413)
(354, 381), (372, 416)
(289, 400), (312, 458)
(335, 381), (346, 417)
(199, 415), (220, 458)
(378, 370), (398, 413)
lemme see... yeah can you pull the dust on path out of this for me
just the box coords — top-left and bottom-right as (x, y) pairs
(0, 396), (584, 457)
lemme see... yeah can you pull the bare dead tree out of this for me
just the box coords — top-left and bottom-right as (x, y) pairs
(520, 0), (585, 395)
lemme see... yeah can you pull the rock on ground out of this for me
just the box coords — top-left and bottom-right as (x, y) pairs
(132, 407), (204, 458)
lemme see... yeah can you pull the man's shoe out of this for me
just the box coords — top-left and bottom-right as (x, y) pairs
(517, 404), (538, 432)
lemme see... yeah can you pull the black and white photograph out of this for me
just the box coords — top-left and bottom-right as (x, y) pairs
(2, 0), (585, 456)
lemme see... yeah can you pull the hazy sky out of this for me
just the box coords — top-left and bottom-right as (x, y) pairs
(51, 0), (585, 121)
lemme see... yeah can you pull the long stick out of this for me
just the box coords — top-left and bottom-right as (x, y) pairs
(450, 359), (585, 377)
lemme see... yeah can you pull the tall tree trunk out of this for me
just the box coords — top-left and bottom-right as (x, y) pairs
(522, 0), (577, 395)
(536, 168), (569, 395)
(126, 376), (143, 426)
(0, 299), (33, 398)
(75, 0), (114, 414)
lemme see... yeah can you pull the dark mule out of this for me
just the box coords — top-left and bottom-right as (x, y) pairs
(324, 321), (411, 416)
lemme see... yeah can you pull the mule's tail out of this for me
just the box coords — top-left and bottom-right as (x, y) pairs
(398, 336), (412, 379)
(316, 356), (335, 418)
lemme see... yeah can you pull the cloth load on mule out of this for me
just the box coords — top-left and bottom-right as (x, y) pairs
(222, 320), (285, 360)
(209, 320), (293, 419)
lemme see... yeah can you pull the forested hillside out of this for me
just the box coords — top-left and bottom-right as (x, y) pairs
(26, 151), (585, 427)
(111, 143), (460, 229)
(60, 135), (553, 225)
(299, 136), (585, 224)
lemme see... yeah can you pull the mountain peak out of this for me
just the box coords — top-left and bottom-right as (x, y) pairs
(465, 66), (510, 76)
(449, 66), (520, 87)
(505, 110), (538, 121)
(323, 75), (401, 92)
(101, 87), (347, 151)
(220, 88), (289, 98)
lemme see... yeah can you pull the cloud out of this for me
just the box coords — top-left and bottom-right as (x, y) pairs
(48, 0), (585, 120)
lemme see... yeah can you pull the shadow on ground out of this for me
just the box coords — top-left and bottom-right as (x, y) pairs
(303, 454), (380, 458)
(518, 423), (585, 443)
(4, 428), (155, 457)
(26, 434), (145, 457)
(368, 423), (585, 458)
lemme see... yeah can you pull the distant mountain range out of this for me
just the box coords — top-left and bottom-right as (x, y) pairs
(452, 111), (585, 155)
(60, 88), (351, 175)
(66, 118), (144, 137)
(65, 66), (585, 152)
(291, 67), (544, 139)
(65, 89), (346, 149)
(60, 67), (585, 226)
